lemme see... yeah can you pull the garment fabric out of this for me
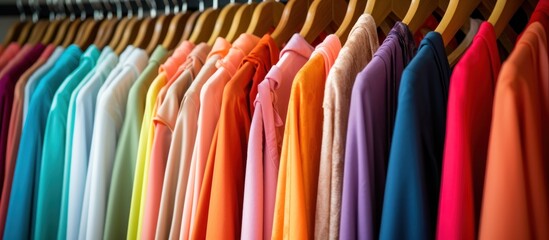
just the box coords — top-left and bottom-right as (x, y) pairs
(0, 44), (55, 237)
(155, 39), (229, 240)
(437, 22), (500, 240)
(177, 34), (257, 240)
(316, 14), (379, 240)
(59, 47), (117, 240)
(82, 49), (148, 240)
(33, 46), (99, 239)
(142, 43), (209, 240)
(241, 33), (313, 240)
(0, 43), (44, 195)
(191, 34), (278, 240)
(379, 32), (450, 240)
(0, 43), (21, 72)
(480, 22), (549, 240)
(127, 42), (194, 240)
(4, 45), (82, 240)
(272, 34), (342, 240)
(23, 47), (65, 120)
(103, 46), (168, 240)
(76, 46), (135, 240)
(340, 22), (415, 240)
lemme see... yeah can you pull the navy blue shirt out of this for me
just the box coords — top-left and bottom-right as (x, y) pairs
(380, 31), (450, 240)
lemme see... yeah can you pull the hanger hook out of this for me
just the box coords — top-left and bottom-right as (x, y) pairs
(75, 0), (85, 20)
(16, 0), (26, 21)
(213, 0), (217, 9)
(148, 0), (157, 18)
(123, 0), (133, 18)
(135, 0), (143, 19)
(112, 0), (122, 19)
(162, 0), (169, 15)
(30, 0), (40, 22)
(199, 0), (204, 11)
(103, 0), (113, 19)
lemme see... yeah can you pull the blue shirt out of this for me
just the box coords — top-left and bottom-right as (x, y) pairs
(380, 32), (450, 240)
(4, 45), (82, 240)
(33, 45), (99, 239)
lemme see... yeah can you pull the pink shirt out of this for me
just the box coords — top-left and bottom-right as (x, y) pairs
(175, 34), (259, 240)
(241, 34), (313, 240)
(141, 43), (210, 240)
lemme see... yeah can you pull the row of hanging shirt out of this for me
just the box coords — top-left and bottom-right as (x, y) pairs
(0, 0), (548, 239)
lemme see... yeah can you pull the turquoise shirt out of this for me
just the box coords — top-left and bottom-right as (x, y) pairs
(33, 45), (99, 239)
(57, 47), (117, 240)
(4, 45), (82, 240)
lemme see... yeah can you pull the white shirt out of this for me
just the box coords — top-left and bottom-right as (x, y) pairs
(83, 48), (148, 240)
(77, 46), (134, 240)
(63, 48), (118, 240)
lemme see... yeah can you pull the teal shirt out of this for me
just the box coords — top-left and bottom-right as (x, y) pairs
(33, 45), (99, 239)
(57, 47), (118, 240)
(5, 45), (82, 240)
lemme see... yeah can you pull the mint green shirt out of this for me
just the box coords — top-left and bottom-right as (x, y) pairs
(103, 45), (168, 240)
(33, 45), (99, 239)
(58, 47), (118, 240)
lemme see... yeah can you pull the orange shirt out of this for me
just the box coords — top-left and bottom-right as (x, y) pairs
(191, 35), (279, 240)
(271, 35), (341, 240)
(480, 22), (549, 240)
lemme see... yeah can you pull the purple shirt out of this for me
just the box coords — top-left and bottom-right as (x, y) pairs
(0, 43), (45, 192)
(340, 22), (415, 240)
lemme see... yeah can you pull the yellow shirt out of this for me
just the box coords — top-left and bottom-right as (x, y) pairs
(127, 73), (168, 240)
(127, 40), (195, 240)
(272, 35), (341, 240)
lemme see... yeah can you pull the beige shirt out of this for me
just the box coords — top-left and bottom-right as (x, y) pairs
(315, 14), (379, 240)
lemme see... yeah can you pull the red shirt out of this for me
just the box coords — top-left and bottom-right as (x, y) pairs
(437, 22), (501, 240)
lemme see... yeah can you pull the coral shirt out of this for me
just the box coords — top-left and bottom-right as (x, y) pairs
(480, 22), (549, 240)
(192, 34), (279, 240)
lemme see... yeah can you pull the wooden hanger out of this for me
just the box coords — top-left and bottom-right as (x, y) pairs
(335, 0), (368, 44)
(108, 17), (129, 48)
(75, 18), (103, 49)
(189, 7), (221, 44)
(270, 0), (310, 47)
(207, 3), (241, 46)
(144, 12), (175, 54)
(488, 0), (524, 37)
(161, 0), (192, 50)
(225, 3), (257, 43)
(26, 21), (50, 44)
(3, 21), (27, 45)
(61, 18), (83, 47)
(299, 0), (347, 44)
(402, 0), (439, 32)
(180, 11), (201, 43)
(5, 0), (29, 45)
(16, 21), (34, 45)
(41, 19), (63, 44)
(51, 18), (71, 46)
(92, 1), (120, 49)
(247, 0), (284, 38)
(435, 0), (481, 46)
(132, 0), (157, 50)
(364, 0), (410, 26)
(114, 17), (142, 54)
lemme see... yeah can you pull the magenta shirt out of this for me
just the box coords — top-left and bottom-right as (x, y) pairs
(0, 43), (45, 193)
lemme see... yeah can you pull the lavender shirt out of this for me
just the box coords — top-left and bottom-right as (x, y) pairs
(340, 22), (415, 240)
